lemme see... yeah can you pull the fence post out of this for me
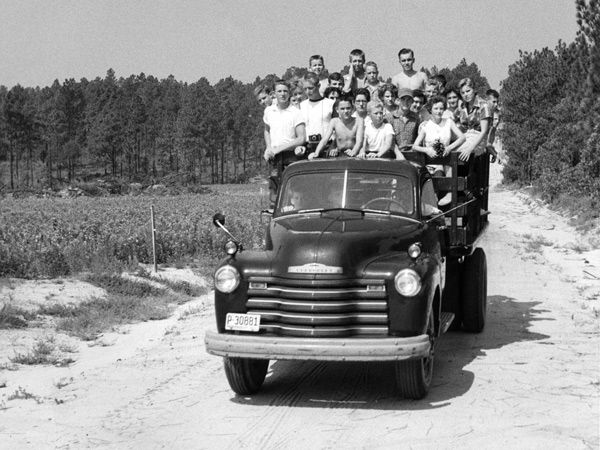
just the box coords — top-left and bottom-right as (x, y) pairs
(150, 205), (158, 272)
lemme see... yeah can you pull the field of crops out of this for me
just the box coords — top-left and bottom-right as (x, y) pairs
(0, 184), (269, 278)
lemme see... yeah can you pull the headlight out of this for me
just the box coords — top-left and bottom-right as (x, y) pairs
(214, 265), (241, 293)
(224, 240), (239, 255)
(394, 269), (422, 296)
(408, 243), (421, 259)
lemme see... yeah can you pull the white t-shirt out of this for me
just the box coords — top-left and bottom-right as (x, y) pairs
(420, 118), (452, 147)
(364, 122), (394, 154)
(300, 98), (335, 138)
(263, 104), (305, 147)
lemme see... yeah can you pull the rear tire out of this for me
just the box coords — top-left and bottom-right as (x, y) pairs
(462, 248), (487, 333)
(395, 310), (435, 399)
(442, 260), (464, 331)
(223, 357), (269, 395)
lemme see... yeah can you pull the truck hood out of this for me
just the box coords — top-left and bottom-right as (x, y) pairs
(266, 211), (422, 278)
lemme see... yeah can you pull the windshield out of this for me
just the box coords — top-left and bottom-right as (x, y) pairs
(276, 171), (415, 216)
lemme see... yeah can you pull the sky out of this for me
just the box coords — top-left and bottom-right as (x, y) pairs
(0, 0), (580, 90)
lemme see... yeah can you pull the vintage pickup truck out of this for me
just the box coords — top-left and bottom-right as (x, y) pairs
(205, 153), (489, 399)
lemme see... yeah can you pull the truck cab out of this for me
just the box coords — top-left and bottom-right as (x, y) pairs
(205, 155), (488, 399)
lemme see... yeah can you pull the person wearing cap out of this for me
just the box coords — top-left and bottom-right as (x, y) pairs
(388, 87), (421, 156)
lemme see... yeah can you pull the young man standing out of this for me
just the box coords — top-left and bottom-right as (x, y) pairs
(343, 49), (368, 95)
(299, 72), (335, 157)
(263, 79), (306, 164)
(392, 48), (428, 92)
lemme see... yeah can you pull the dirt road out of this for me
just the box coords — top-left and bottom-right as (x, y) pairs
(1, 162), (599, 450)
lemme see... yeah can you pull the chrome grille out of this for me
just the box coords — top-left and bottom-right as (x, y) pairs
(246, 277), (389, 337)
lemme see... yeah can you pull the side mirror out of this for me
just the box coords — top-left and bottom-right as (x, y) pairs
(212, 213), (225, 228)
(212, 213), (242, 252)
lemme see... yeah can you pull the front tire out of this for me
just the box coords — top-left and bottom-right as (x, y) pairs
(462, 248), (487, 333)
(395, 310), (435, 399)
(223, 357), (269, 395)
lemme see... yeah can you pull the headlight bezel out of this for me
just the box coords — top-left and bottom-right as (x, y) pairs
(407, 242), (422, 259)
(224, 240), (239, 255)
(214, 265), (241, 293)
(394, 268), (422, 297)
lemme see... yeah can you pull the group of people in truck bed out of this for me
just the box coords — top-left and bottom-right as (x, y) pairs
(255, 48), (501, 206)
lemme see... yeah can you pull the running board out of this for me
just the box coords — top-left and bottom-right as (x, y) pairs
(440, 312), (455, 334)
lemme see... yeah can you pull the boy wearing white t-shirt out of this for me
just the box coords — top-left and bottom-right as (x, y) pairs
(359, 101), (395, 159)
(263, 79), (306, 162)
(299, 72), (335, 158)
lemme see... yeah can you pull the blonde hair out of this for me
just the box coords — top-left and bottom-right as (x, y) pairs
(367, 100), (384, 114)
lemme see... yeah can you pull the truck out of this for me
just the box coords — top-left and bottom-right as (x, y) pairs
(204, 152), (489, 399)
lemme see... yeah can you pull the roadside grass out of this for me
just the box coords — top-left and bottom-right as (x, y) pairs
(9, 337), (75, 366)
(521, 233), (553, 253)
(2, 267), (207, 365)
(553, 193), (600, 233)
(133, 267), (207, 297)
(35, 272), (198, 341)
(0, 302), (37, 329)
(8, 386), (42, 403)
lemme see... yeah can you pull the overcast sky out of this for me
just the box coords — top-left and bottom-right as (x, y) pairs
(0, 0), (580, 90)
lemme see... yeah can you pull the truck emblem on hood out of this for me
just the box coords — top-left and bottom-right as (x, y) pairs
(288, 263), (343, 274)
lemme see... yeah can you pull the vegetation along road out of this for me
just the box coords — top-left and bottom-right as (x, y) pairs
(1, 162), (598, 450)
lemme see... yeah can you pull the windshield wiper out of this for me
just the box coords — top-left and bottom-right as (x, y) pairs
(295, 207), (366, 215)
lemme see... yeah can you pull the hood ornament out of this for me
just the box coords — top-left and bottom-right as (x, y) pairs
(288, 263), (343, 274)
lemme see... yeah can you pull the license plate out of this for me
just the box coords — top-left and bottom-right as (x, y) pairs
(225, 313), (261, 332)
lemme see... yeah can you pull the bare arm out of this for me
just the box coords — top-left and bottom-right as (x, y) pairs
(445, 120), (466, 155)
(311, 120), (336, 159)
(458, 118), (490, 161)
(263, 124), (273, 160)
(358, 132), (368, 158)
(411, 127), (437, 158)
(343, 67), (354, 94)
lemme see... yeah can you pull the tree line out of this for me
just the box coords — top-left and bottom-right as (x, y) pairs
(0, 58), (490, 191)
(0, 70), (268, 189)
(501, 0), (600, 206)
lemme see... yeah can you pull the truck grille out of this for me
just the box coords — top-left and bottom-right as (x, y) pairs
(246, 277), (389, 337)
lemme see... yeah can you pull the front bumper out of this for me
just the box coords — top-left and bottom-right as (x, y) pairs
(204, 331), (430, 362)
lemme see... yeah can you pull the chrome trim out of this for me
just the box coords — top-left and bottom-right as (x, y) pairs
(205, 331), (431, 361)
(247, 298), (387, 312)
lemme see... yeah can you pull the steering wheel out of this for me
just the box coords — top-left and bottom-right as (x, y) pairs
(362, 197), (406, 213)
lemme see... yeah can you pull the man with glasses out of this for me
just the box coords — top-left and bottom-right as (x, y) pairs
(392, 48), (428, 92)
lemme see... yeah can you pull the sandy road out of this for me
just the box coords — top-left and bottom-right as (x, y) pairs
(1, 162), (599, 450)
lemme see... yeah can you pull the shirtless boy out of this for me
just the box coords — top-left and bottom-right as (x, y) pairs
(310, 96), (364, 159)
(391, 48), (428, 92)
